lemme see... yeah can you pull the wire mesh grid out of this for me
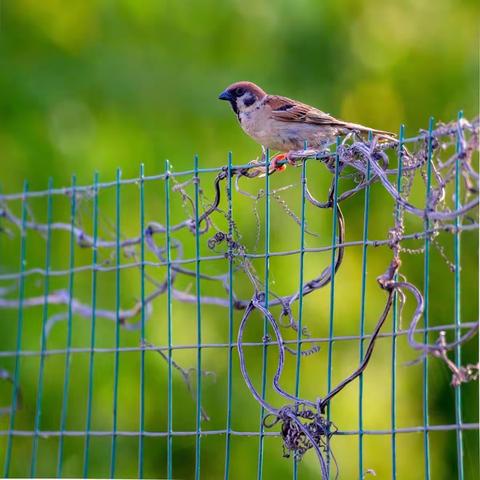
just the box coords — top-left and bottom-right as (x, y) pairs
(0, 116), (478, 479)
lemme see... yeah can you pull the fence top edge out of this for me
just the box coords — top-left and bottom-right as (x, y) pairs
(0, 119), (477, 201)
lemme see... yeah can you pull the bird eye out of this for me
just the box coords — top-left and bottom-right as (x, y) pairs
(235, 87), (246, 96)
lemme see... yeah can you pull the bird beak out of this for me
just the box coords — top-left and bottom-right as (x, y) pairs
(218, 89), (233, 101)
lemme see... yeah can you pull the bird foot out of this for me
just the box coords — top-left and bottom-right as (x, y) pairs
(268, 152), (297, 174)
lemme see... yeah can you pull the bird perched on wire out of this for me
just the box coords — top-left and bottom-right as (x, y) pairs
(219, 81), (395, 172)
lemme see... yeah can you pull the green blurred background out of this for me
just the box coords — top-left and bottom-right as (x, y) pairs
(0, 0), (478, 479)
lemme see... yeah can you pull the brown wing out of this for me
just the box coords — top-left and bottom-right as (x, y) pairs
(267, 95), (394, 137)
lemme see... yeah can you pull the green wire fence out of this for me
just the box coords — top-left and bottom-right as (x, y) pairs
(0, 117), (478, 479)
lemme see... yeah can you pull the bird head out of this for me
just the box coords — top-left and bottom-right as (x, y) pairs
(218, 81), (266, 115)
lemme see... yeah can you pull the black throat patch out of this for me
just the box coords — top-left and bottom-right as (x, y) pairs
(229, 100), (239, 115)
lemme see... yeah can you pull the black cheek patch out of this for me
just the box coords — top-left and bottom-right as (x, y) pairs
(243, 94), (256, 107)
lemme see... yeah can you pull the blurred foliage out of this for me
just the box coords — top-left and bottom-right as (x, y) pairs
(0, 0), (478, 189)
(0, 0), (478, 479)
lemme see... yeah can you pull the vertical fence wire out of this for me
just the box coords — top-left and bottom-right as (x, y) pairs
(326, 138), (341, 475)
(256, 149), (270, 480)
(391, 125), (405, 480)
(358, 132), (372, 478)
(3, 180), (28, 478)
(138, 164), (146, 479)
(83, 172), (99, 478)
(194, 155), (203, 480)
(165, 160), (173, 479)
(30, 177), (53, 477)
(56, 175), (77, 477)
(422, 117), (434, 480)
(224, 152), (234, 480)
(110, 168), (122, 478)
(293, 157), (308, 480)
(454, 111), (464, 479)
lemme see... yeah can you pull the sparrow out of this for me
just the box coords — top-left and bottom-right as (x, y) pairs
(218, 81), (394, 172)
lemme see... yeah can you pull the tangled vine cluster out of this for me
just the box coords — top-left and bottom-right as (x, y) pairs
(0, 117), (478, 477)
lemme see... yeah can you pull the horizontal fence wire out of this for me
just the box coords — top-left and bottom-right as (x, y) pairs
(1, 423), (478, 437)
(0, 322), (476, 358)
(0, 117), (479, 479)
(0, 123), (470, 202)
